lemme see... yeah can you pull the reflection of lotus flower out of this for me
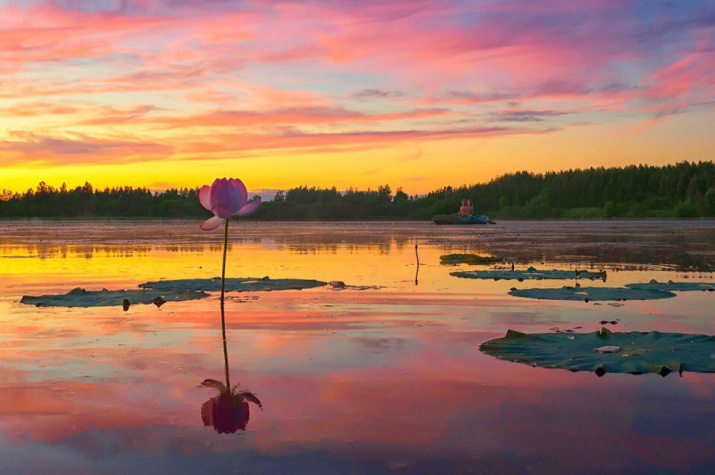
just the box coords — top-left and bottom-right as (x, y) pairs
(201, 379), (263, 434)
(199, 178), (261, 231)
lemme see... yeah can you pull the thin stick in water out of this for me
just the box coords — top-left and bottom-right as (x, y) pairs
(415, 244), (420, 285)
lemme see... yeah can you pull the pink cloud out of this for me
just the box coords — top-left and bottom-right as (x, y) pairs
(0, 0), (712, 167)
(147, 106), (452, 129)
(0, 131), (172, 164)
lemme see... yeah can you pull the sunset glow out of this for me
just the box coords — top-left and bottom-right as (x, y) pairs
(1, 0), (714, 193)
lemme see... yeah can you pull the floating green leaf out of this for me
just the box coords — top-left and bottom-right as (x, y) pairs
(20, 287), (209, 308)
(140, 277), (327, 293)
(508, 285), (675, 301)
(452, 267), (606, 281)
(626, 280), (715, 292)
(440, 254), (503, 265)
(480, 328), (715, 376)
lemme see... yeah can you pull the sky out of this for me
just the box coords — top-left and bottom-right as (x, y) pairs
(1, 0), (714, 194)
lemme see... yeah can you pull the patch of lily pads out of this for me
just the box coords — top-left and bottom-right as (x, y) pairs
(508, 285), (675, 302)
(139, 276), (327, 293)
(452, 266), (607, 281)
(480, 328), (715, 376)
(626, 279), (715, 292)
(440, 254), (503, 265)
(20, 287), (209, 308)
(20, 276), (337, 309)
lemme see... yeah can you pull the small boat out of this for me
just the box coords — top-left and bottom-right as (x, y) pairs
(433, 214), (495, 225)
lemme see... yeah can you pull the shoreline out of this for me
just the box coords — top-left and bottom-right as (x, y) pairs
(1, 217), (714, 223)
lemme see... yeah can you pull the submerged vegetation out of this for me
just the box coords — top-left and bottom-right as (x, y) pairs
(508, 285), (677, 301)
(451, 267), (607, 281)
(440, 254), (503, 265)
(140, 277), (328, 292)
(2, 161), (714, 219)
(480, 328), (715, 376)
(20, 287), (209, 308)
(21, 277), (330, 308)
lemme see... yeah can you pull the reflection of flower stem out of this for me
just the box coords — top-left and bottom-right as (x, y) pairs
(220, 218), (231, 391)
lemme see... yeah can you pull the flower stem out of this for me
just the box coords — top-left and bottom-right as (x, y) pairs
(220, 217), (230, 392)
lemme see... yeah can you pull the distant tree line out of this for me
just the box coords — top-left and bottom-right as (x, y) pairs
(1, 161), (714, 219)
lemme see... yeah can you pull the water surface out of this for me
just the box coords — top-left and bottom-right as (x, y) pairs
(1, 220), (714, 474)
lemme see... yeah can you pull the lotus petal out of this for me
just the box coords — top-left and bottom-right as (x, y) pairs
(235, 199), (261, 217)
(200, 216), (224, 231)
(228, 178), (248, 209)
(199, 185), (212, 211)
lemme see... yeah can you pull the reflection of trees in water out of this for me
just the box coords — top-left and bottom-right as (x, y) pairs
(0, 244), (219, 260)
(2, 222), (713, 271)
(0, 244), (154, 260)
(481, 243), (713, 272)
(273, 233), (415, 255)
(433, 231), (715, 272)
(161, 244), (211, 254)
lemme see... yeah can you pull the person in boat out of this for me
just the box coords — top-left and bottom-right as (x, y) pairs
(457, 199), (470, 217)
(467, 199), (475, 216)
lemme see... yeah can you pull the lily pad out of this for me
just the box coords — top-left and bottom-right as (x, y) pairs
(452, 267), (606, 281)
(480, 328), (715, 376)
(20, 287), (209, 308)
(440, 254), (503, 265)
(140, 277), (327, 293)
(626, 280), (715, 292)
(508, 286), (675, 301)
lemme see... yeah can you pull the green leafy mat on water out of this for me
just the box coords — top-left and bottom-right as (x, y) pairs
(140, 277), (327, 292)
(480, 328), (715, 376)
(508, 286), (676, 301)
(20, 287), (209, 308)
(440, 254), (503, 265)
(20, 277), (331, 309)
(452, 266), (607, 281)
(626, 280), (715, 292)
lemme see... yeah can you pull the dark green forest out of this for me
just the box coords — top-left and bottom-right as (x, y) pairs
(2, 161), (714, 220)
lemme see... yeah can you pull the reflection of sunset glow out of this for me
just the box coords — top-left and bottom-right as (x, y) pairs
(1, 222), (714, 471)
(1, 1), (714, 192)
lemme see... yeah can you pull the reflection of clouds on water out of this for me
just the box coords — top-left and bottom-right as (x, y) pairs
(351, 337), (409, 353)
(0, 297), (713, 471)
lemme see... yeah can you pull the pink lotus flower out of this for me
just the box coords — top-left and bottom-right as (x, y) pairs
(199, 178), (261, 231)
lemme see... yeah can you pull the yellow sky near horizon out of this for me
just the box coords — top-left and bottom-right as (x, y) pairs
(2, 112), (711, 194)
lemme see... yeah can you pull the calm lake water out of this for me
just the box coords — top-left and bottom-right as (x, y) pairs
(1, 220), (714, 474)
